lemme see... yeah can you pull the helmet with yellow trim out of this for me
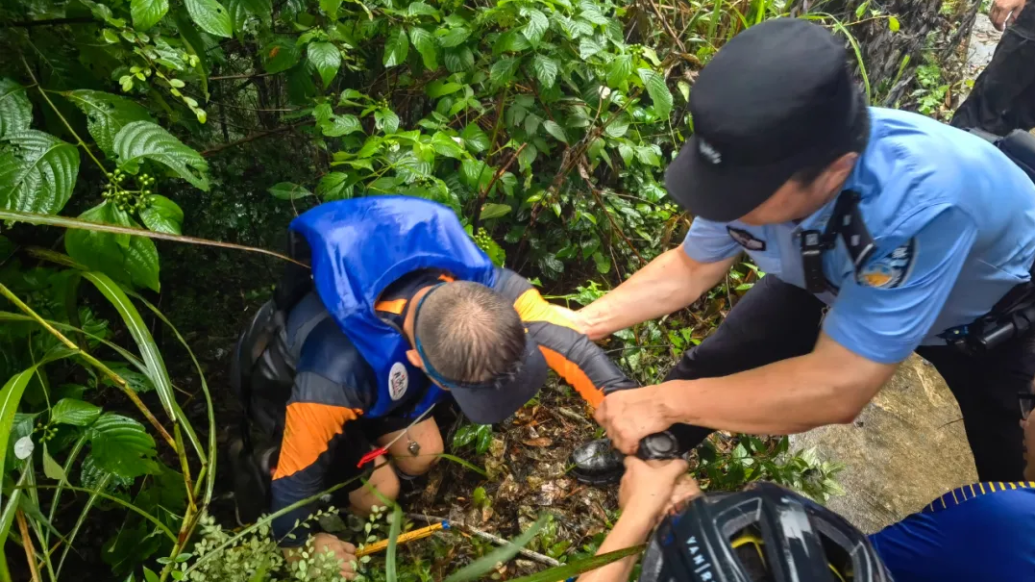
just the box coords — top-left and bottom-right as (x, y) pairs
(639, 482), (890, 582)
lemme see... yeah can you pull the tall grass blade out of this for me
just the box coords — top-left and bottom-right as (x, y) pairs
(437, 453), (489, 478)
(504, 544), (645, 582)
(386, 504), (403, 582)
(443, 515), (546, 582)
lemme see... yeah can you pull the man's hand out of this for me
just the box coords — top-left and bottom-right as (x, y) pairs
(594, 384), (675, 454)
(990, 0), (1025, 30)
(285, 533), (359, 580)
(663, 474), (703, 516)
(618, 457), (691, 525)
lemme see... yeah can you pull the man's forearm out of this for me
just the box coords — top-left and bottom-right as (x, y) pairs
(579, 246), (735, 341)
(577, 513), (654, 582)
(662, 351), (894, 435)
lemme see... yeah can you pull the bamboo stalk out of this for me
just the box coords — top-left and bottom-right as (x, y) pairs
(356, 522), (447, 557)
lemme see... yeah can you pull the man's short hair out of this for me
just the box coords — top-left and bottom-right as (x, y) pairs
(415, 281), (525, 384)
(791, 92), (871, 186)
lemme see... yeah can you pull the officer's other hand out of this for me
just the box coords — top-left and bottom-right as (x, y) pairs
(990, 0), (1025, 30)
(594, 385), (673, 455)
(662, 474), (703, 516)
(619, 457), (691, 526)
(311, 533), (359, 580)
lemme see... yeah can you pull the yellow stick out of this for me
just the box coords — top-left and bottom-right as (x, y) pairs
(355, 522), (447, 557)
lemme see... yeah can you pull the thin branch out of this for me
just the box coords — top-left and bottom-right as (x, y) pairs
(577, 161), (647, 266)
(208, 72), (275, 81)
(643, 0), (688, 53)
(471, 143), (527, 232)
(406, 513), (563, 567)
(201, 121), (313, 156)
(16, 511), (41, 582)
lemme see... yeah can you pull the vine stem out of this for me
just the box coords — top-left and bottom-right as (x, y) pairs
(0, 283), (177, 450)
(15, 511), (40, 582)
(20, 54), (108, 174)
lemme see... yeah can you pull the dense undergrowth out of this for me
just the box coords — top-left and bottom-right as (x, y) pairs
(0, 0), (974, 578)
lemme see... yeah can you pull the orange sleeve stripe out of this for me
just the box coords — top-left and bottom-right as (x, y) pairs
(374, 298), (408, 314)
(538, 346), (604, 408)
(273, 403), (360, 480)
(438, 274), (455, 282)
(513, 288), (578, 330)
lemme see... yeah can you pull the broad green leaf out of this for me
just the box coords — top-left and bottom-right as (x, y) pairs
(320, 0), (343, 19)
(461, 123), (489, 153)
(444, 47), (474, 72)
(607, 54), (632, 88)
(43, 444), (68, 482)
(460, 159), (491, 191)
(517, 143), (537, 170)
(269, 182), (313, 200)
(138, 195), (183, 235)
(316, 172), (353, 200)
(542, 120), (568, 144)
(0, 79), (32, 138)
(185, 0), (232, 37)
(384, 26), (410, 68)
(114, 121), (210, 191)
(407, 1), (439, 18)
(131, 0), (168, 30)
(0, 368), (37, 478)
(532, 55), (558, 88)
(65, 90), (154, 158)
(237, 0), (271, 23)
(409, 27), (438, 70)
(637, 68), (673, 119)
(578, 37), (603, 59)
(65, 202), (161, 291)
(888, 15), (900, 31)
(0, 130), (80, 214)
(321, 114), (362, 137)
(375, 109), (400, 134)
(523, 9), (549, 45)
(443, 516), (545, 582)
(51, 398), (102, 427)
(427, 80), (463, 98)
(88, 413), (158, 480)
(307, 42), (341, 88)
(101, 362), (156, 393)
(593, 251), (610, 273)
(604, 113), (630, 138)
(494, 30), (530, 55)
(437, 27), (470, 48)
(489, 57), (520, 87)
(480, 203), (511, 220)
(262, 37), (300, 74)
(431, 132), (464, 158)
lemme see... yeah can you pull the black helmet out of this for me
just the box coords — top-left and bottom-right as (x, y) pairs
(639, 482), (890, 582)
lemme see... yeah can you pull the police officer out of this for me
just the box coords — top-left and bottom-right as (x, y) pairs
(573, 18), (1035, 483)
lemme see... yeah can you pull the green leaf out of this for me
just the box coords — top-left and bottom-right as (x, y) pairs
(66, 90), (154, 158)
(431, 132), (464, 158)
(185, 0), (232, 37)
(238, 0), (271, 23)
(606, 54), (632, 88)
(375, 109), (400, 134)
(114, 121), (209, 191)
(637, 68), (673, 119)
(43, 444), (68, 482)
(0, 368), (37, 478)
(409, 27), (438, 70)
(0, 130), (80, 215)
(505, 545), (644, 582)
(65, 202), (161, 292)
(321, 114), (362, 137)
(593, 251), (610, 273)
(143, 567), (160, 582)
(308, 42), (341, 88)
(51, 398), (102, 427)
(494, 30), (530, 54)
(316, 172), (353, 200)
(888, 15), (900, 31)
(542, 120), (568, 144)
(480, 203), (511, 220)
(407, 1), (439, 18)
(262, 37), (300, 74)
(444, 47), (474, 72)
(269, 182), (313, 200)
(131, 0), (168, 29)
(88, 413), (158, 479)
(443, 516), (546, 582)
(604, 113), (630, 138)
(532, 55), (558, 88)
(517, 143), (537, 170)
(101, 362), (156, 394)
(461, 123), (489, 153)
(523, 9), (549, 46)
(489, 57), (520, 87)
(578, 37), (603, 59)
(319, 0), (343, 19)
(0, 79), (32, 138)
(437, 27), (470, 48)
(139, 195), (183, 235)
(384, 26), (410, 68)
(427, 80), (463, 99)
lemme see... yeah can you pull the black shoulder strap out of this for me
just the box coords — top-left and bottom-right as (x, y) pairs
(800, 191), (875, 294)
(273, 231), (313, 313)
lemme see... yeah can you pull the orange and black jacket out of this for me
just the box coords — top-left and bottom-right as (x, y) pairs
(243, 267), (635, 545)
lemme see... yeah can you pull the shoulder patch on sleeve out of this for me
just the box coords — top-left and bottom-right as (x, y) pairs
(857, 238), (917, 289)
(726, 227), (766, 251)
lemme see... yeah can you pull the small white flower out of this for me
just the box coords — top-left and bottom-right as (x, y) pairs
(14, 436), (33, 460)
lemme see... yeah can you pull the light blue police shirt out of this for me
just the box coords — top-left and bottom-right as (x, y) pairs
(683, 107), (1035, 363)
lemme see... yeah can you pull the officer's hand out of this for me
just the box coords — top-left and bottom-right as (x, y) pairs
(618, 457), (690, 525)
(594, 385), (673, 455)
(990, 0), (1025, 30)
(307, 533), (359, 579)
(662, 474), (703, 516)
(551, 304), (588, 335)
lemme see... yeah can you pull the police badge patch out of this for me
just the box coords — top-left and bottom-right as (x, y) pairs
(858, 239), (916, 289)
(727, 227), (767, 251)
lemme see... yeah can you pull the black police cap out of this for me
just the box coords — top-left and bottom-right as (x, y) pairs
(665, 18), (862, 222)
